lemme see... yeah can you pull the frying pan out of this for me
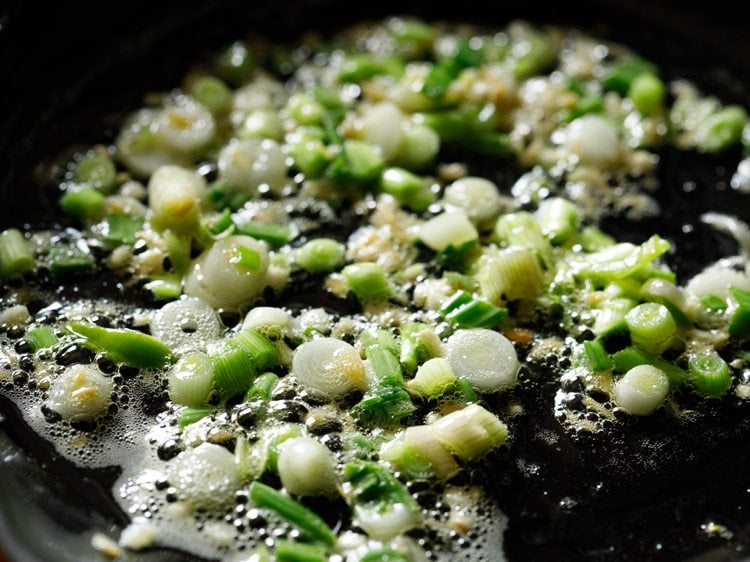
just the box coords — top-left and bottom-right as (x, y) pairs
(2, 1), (750, 560)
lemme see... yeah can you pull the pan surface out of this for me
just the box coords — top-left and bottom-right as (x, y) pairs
(2, 1), (750, 561)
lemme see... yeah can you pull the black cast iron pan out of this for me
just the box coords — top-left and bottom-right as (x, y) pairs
(2, 1), (750, 561)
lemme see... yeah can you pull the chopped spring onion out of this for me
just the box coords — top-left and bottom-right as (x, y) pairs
(286, 94), (325, 126)
(441, 291), (508, 329)
(602, 58), (657, 96)
(103, 212), (144, 246)
(150, 297), (222, 354)
(67, 321), (173, 368)
(329, 140), (386, 183)
(275, 540), (327, 562)
(612, 346), (687, 389)
(509, 28), (556, 79)
(245, 372), (279, 401)
(74, 152), (117, 192)
(240, 109), (285, 141)
(296, 238), (345, 273)
(292, 337), (367, 398)
(242, 307), (293, 339)
(183, 235), (270, 311)
(361, 548), (409, 562)
(430, 404), (508, 461)
(0, 229), (34, 279)
(248, 482), (336, 546)
(59, 187), (106, 221)
(232, 244), (262, 272)
(234, 221), (291, 247)
(148, 165), (205, 233)
(381, 425), (460, 482)
(277, 436), (337, 497)
(394, 124), (440, 170)
(399, 322), (442, 375)
(593, 297), (637, 337)
(339, 54), (404, 83)
(572, 235), (670, 283)
(407, 357), (456, 398)
(189, 75), (231, 115)
(49, 242), (95, 275)
(625, 302), (677, 356)
(639, 278), (690, 327)
(24, 326), (58, 351)
(379, 167), (435, 212)
(583, 340), (613, 372)
(287, 128), (331, 177)
(145, 274), (183, 300)
(613, 364), (669, 416)
(578, 226), (615, 252)
(233, 328), (279, 371)
(688, 352), (732, 397)
(342, 263), (393, 302)
(729, 286), (750, 338)
(494, 211), (551, 254)
(443, 177), (504, 230)
(535, 197), (579, 245)
(178, 406), (213, 428)
(215, 41), (255, 85)
(361, 329), (400, 375)
(211, 340), (257, 399)
(697, 106), (748, 153)
(351, 375), (416, 427)
(422, 39), (483, 99)
(418, 212), (478, 254)
(168, 351), (215, 407)
(343, 461), (421, 541)
(629, 73), (666, 115)
(700, 294), (728, 311)
(478, 249), (545, 303)
(46, 364), (114, 422)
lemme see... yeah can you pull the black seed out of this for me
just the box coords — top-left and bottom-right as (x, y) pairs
(71, 419), (97, 432)
(235, 407), (257, 428)
(41, 404), (62, 423)
(269, 400), (308, 423)
(6, 326), (25, 339)
(12, 369), (28, 385)
(306, 415), (343, 435)
(157, 439), (184, 461)
(321, 434), (342, 452)
(155, 478), (170, 491)
(55, 343), (94, 366)
(18, 355), (35, 372)
(97, 357), (117, 374)
(220, 311), (241, 328)
(14, 339), (33, 354)
(120, 365), (140, 379)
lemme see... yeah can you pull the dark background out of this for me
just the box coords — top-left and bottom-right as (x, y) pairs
(2, 1), (750, 561)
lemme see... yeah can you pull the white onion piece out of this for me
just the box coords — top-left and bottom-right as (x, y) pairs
(242, 306), (293, 339)
(354, 503), (421, 541)
(148, 165), (206, 232)
(277, 437), (337, 497)
(563, 115), (620, 167)
(614, 365), (669, 416)
(168, 351), (215, 407)
(443, 177), (505, 228)
(155, 96), (216, 152)
(701, 212), (750, 258)
(418, 212), (478, 253)
(360, 101), (404, 161)
(151, 297), (221, 353)
(292, 337), (367, 398)
(116, 109), (189, 177)
(46, 364), (114, 422)
(167, 443), (241, 509)
(446, 329), (519, 392)
(686, 265), (750, 300)
(731, 157), (750, 193)
(183, 235), (269, 311)
(217, 138), (288, 194)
